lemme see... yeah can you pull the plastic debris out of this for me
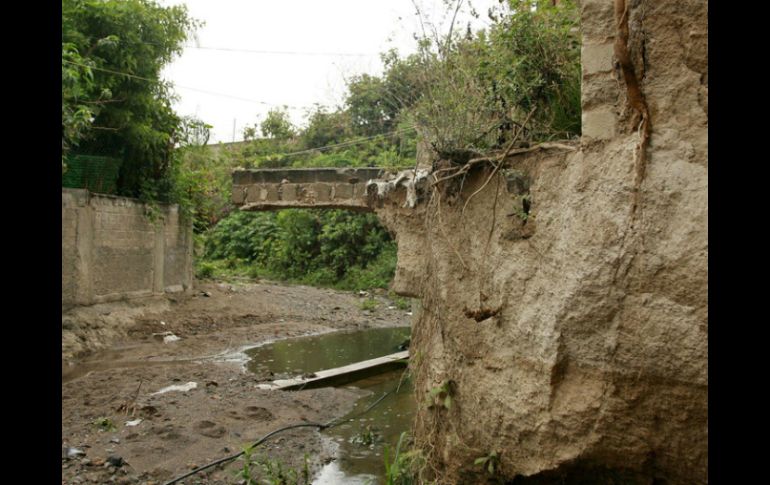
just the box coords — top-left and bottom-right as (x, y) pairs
(152, 381), (198, 395)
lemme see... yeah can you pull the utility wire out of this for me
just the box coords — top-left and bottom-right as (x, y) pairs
(275, 126), (417, 158)
(62, 59), (418, 152)
(63, 59), (307, 109)
(131, 39), (378, 57)
(183, 45), (378, 57)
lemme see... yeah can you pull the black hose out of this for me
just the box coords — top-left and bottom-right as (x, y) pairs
(161, 386), (397, 485)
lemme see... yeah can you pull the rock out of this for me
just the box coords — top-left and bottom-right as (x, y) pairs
(107, 455), (124, 467)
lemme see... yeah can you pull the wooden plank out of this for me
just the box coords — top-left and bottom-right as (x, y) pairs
(256, 351), (409, 391)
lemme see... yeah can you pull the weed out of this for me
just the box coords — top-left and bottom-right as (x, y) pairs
(384, 432), (424, 485)
(236, 446), (309, 485)
(361, 298), (379, 312)
(427, 380), (454, 410)
(474, 451), (500, 476)
(195, 260), (216, 279)
(92, 417), (116, 432)
(388, 290), (412, 311)
(351, 424), (378, 447)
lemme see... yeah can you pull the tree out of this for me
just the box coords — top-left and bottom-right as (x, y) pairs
(61, 0), (200, 199)
(260, 107), (296, 139)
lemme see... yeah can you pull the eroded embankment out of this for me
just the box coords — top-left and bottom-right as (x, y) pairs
(374, 1), (707, 482)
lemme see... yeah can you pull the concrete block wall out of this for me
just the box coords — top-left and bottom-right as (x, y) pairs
(62, 188), (193, 307)
(580, 0), (619, 141)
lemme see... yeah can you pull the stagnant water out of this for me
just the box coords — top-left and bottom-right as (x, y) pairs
(245, 326), (411, 377)
(245, 327), (415, 484)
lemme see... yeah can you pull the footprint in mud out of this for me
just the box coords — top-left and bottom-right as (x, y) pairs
(244, 406), (274, 421)
(154, 424), (184, 441)
(193, 420), (227, 438)
(226, 409), (244, 420)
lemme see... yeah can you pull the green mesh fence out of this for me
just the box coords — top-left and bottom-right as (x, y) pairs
(62, 154), (122, 194)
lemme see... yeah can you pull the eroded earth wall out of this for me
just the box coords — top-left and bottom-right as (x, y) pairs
(376, 0), (707, 482)
(62, 188), (193, 308)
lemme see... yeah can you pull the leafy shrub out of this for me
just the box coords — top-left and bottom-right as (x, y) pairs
(195, 261), (216, 279)
(201, 209), (397, 290)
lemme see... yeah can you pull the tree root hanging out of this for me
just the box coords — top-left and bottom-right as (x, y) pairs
(614, 0), (651, 217)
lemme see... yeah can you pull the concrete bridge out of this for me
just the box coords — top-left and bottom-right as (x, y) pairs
(232, 167), (389, 212)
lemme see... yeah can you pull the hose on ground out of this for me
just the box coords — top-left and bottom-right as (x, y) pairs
(161, 386), (397, 485)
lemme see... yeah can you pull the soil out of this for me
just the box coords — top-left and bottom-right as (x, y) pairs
(61, 280), (412, 485)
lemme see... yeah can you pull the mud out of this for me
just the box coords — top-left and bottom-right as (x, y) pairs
(61, 281), (412, 485)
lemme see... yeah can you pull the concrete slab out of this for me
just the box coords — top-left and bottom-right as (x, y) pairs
(257, 350), (409, 391)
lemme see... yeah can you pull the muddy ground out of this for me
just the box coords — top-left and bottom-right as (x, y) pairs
(62, 280), (412, 485)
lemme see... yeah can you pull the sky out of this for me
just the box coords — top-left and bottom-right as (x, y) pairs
(158, 0), (499, 143)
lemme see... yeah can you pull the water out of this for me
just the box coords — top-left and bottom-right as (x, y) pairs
(244, 327), (416, 484)
(316, 370), (415, 485)
(245, 326), (411, 377)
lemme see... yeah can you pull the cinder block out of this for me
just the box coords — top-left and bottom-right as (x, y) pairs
(232, 186), (245, 204)
(264, 186), (279, 202)
(333, 183), (354, 199)
(582, 107), (617, 140)
(246, 185), (261, 203)
(312, 183), (332, 202)
(582, 43), (615, 75)
(281, 184), (299, 201)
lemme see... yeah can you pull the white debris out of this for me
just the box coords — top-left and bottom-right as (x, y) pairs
(66, 447), (86, 459)
(152, 381), (198, 395)
(163, 334), (181, 343)
(152, 331), (181, 343)
(124, 419), (143, 427)
(366, 168), (430, 208)
(159, 321), (166, 326)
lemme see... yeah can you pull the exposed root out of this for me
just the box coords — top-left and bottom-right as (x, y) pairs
(614, 0), (651, 218)
(610, 0), (652, 286)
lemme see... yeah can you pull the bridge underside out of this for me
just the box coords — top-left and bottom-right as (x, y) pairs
(232, 167), (385, 212)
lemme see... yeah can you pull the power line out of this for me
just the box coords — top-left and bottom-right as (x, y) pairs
(131, 39), (379, 57)
(62, 59), (418, 150)
(63, 59), (309, 109)
(275, 126), (417, 158)
(182, 45), (379, 57)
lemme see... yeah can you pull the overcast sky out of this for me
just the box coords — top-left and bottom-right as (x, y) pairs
(158, 0), (499, 143)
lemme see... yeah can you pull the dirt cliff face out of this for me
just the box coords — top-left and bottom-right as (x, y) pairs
(375, 0), (707, 482)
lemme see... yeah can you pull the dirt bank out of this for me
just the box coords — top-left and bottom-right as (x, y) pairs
(62, 281), (412, 485)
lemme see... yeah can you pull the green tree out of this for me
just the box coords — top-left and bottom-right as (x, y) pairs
(61, 0), (200, 200)
(260, 107), (296, 139)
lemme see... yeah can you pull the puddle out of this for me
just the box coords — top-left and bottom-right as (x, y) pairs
(245, 326), (415, 484)
(245, 326), (411, 377)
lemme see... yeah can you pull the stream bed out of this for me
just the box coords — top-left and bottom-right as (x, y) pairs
(245, 326), (415, 484)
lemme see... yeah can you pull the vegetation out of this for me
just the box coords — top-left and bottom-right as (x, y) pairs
(474, 450), (501, 476)
(92, 416), (116, 432)
(62, 0), (580, 292)
(61, 0), (199, 203)
(384, 432), (424, 485)
(190, 0), (580, 291)
(237, 446), (310, 485)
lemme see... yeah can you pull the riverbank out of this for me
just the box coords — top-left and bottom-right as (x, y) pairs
(62, 280), (412, 484)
